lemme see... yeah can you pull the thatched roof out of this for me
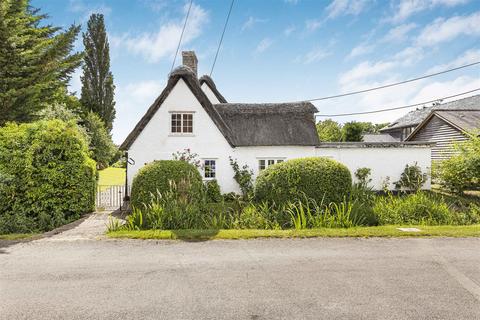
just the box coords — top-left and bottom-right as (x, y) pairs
(213, 102), (319, 146)
(120, 66), (320, 149)
(199, 75), (227, 103)
(120, 66), (234, 150)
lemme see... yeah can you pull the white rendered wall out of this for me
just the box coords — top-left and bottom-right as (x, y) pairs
(200, 83), (221, 104)
(127, 78), (431, 194)
(127, 78), (236, 193)
(315, 146), (432, 190)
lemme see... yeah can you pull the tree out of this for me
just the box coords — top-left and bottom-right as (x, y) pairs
(82, 112), (117, 169)
(80, 14), (116, 132)
(316, 119), (342, 142)
(342, 121), (365, 142)
(0, 0), (82, 125)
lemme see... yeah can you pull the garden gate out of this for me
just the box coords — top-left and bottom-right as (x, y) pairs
(96, 185), (128, 210)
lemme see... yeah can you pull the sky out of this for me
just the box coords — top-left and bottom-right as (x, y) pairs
(33, 0), (480, 144)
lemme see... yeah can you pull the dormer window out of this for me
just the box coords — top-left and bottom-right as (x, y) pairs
(171, 112), (193, 134)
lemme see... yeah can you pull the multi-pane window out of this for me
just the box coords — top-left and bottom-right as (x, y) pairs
(258, 159), (284, 171)
(204, 160), (216, 179)
(401, 126), (414, 140)
(171, 113), (193, 134)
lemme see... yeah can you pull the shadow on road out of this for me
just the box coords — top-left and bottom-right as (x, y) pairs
(170, 229), (220, 242)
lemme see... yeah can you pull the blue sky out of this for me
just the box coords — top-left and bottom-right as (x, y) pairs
(33, 0), (480, 143)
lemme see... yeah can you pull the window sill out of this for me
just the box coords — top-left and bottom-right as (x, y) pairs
(169, 134), (195, 137)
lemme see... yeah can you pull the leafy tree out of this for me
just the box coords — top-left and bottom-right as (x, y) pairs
(82, 112), (117, 169)
(80, 14), (116, 132)
(342, 121), (365, 142)
(0, 0), (82, 125)
(316, 119), (342, 142)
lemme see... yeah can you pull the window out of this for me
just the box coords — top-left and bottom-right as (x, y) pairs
(401, 126), (414, 140)
(204, 160), (216, 179)
(258, 159), (284, 171)
(171, 113), (193, 134)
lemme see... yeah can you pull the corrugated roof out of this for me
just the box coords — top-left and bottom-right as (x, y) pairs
(381, 94), (480, 131)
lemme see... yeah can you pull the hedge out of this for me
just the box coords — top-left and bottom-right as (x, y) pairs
(254, 157), (352, 205)
(0, 120), (97, 234)
(130, 160), (203, 208)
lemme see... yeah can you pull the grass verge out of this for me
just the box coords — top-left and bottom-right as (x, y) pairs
(108, 225), (480, 241)
(0, 233), (37, 240)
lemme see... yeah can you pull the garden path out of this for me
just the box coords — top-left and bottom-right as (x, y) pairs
(38, 211), (113, 242)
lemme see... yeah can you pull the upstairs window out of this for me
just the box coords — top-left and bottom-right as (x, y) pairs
(258, 159), (284, 171)
(171, 113), (193, 134)
(204, 159), (216, 179)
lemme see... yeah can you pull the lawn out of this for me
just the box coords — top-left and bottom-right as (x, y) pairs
(108, 225), (480, 241)
(98, 167), (126, 188)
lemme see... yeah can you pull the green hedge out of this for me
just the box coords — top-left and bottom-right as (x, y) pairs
(255, 157), (352, 205)
(0, 120), (97, 234)
(130, 160), (202, 208)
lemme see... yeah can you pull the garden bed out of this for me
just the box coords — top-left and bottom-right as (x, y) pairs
(108, 225), (480, 240)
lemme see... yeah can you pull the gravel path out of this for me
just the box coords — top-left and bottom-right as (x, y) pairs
(38, 211), (113, 242)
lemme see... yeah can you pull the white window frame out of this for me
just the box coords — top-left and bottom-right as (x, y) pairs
(202, 159), (217, 180)
(258, 158), (285, 171)
(169, 111), (195, 135)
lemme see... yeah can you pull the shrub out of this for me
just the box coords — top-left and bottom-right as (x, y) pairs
(373, 192), (452, 225)
(0, 120), (97, 234)
(205, 179), (222, 203)
(394, 162), (427, 192)
(254, 157), (352, 205)
(434, 133), (480, 194)
(130, 160), (202, 208)
(354, 167), (372, 189)
(229, 157), (254, 199)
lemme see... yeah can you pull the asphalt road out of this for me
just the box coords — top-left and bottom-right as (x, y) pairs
(1, 236), (480, 320)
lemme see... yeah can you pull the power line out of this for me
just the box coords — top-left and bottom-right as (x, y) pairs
(315, 88), (480, 117)
(210, 0), (235, 77)
(170, 0), (193, 73)
(304, 61), (480, 103)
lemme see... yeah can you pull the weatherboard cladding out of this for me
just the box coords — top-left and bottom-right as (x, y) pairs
(120, 66), (320, 149)
(381, 94), (480, 132)
(408, 114), (469, 161)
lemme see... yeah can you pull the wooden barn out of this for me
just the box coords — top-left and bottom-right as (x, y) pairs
(405, 109), (480, 161)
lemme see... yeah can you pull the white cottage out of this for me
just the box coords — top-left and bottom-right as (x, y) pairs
(121, 51), (432, 194)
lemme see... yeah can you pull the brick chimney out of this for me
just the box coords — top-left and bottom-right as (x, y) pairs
(182, 51), (198, 76)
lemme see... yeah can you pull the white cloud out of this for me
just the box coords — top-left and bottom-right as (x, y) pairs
(305, 19), (322, 32)
(284, 0), (299, 4)
(416, 11), (480, 47)
(69, 0), (112, 22)
(339, 61), (396, 87)
(410, 75), (480, 103)
(116, 3), (208, 63)
(388, 0), (469, 24)
(254, 38), (274, 54)
(241, 16), (267, 31)
(113, 80), (164, 144)
(326, 0), (371, 19)
(295, 47), (331, 64)
(284, 25), (296, 37)
(347, 43), (374, 59)
(382, 23), (417, 43)
(427, 49), (480, 73)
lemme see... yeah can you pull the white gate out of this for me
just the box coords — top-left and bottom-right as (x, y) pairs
(96, 185), (127, 210)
